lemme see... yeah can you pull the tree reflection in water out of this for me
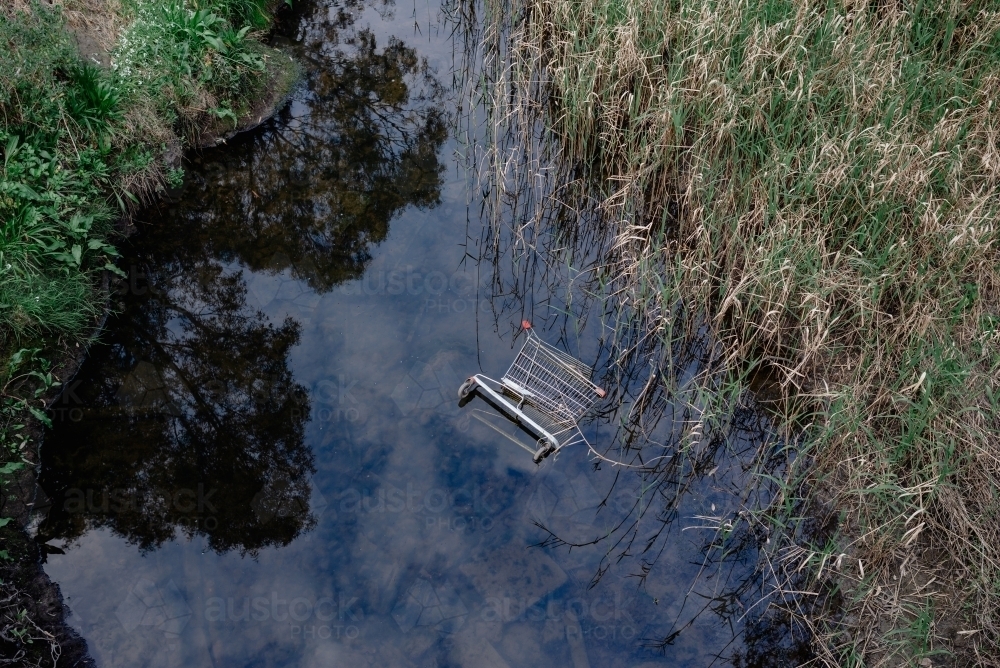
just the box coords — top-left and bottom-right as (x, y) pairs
(37, 0), (446, 555)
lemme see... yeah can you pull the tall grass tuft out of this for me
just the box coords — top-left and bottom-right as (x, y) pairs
(465, 0), (1000, 663)
(65, 62), (124, 137)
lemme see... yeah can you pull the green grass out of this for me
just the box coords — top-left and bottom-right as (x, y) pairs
(0, 8), (119, 353)
(467, 0), (1000, 663)
(112, 0), (269, 131)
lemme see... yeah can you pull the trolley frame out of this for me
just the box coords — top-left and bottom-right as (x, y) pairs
(459, 326), (604, 462)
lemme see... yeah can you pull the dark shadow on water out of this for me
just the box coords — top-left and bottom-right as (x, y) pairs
(37, 0), (447, 557)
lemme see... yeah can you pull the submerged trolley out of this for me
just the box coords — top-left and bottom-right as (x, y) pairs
(458, 322), (605, 463)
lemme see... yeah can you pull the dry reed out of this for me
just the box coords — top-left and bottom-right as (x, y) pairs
(462, 0), (1000, 664)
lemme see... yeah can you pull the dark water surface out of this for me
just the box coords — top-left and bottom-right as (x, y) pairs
(34, 1), (796, 665)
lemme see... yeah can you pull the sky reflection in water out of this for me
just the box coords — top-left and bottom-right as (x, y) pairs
(36, 0), (800, 665)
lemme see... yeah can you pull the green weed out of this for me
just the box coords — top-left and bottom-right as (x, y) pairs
(112, 0), (268, 130)
(65, 62), (123, 137)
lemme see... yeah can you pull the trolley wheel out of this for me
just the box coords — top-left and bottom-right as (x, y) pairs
(458, 378), (478, 400)
(533, 442), (556, 464)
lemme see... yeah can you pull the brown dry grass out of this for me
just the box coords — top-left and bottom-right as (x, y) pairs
(466, 0), (1000, 664)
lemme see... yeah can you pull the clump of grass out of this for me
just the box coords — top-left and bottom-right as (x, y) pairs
(468, 0), (1000, 663)
(65, 61), (124, 137)
(112, 0), (269, 137)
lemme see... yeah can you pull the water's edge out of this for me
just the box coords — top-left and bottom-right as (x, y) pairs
(0, 53), (300, 667)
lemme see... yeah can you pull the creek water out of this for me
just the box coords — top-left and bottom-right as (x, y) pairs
(33, 0), (800, 665)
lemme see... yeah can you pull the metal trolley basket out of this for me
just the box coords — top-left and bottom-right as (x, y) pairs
(458, 322), (605, 463)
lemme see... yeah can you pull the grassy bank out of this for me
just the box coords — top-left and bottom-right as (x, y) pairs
(470, 0), (1000, 664)
(1, 0), (294, 488)
(1, 0), (295, 660)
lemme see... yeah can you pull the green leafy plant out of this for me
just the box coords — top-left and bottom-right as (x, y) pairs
(215, 0), (271, 28)
(166, 166), (185, 189)
(209, 105), (239, 126)
(65, 62), (123, 136)
(162, 1), (225, 49)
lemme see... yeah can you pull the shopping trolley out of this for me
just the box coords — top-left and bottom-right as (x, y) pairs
(458, 322), (605, 463)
